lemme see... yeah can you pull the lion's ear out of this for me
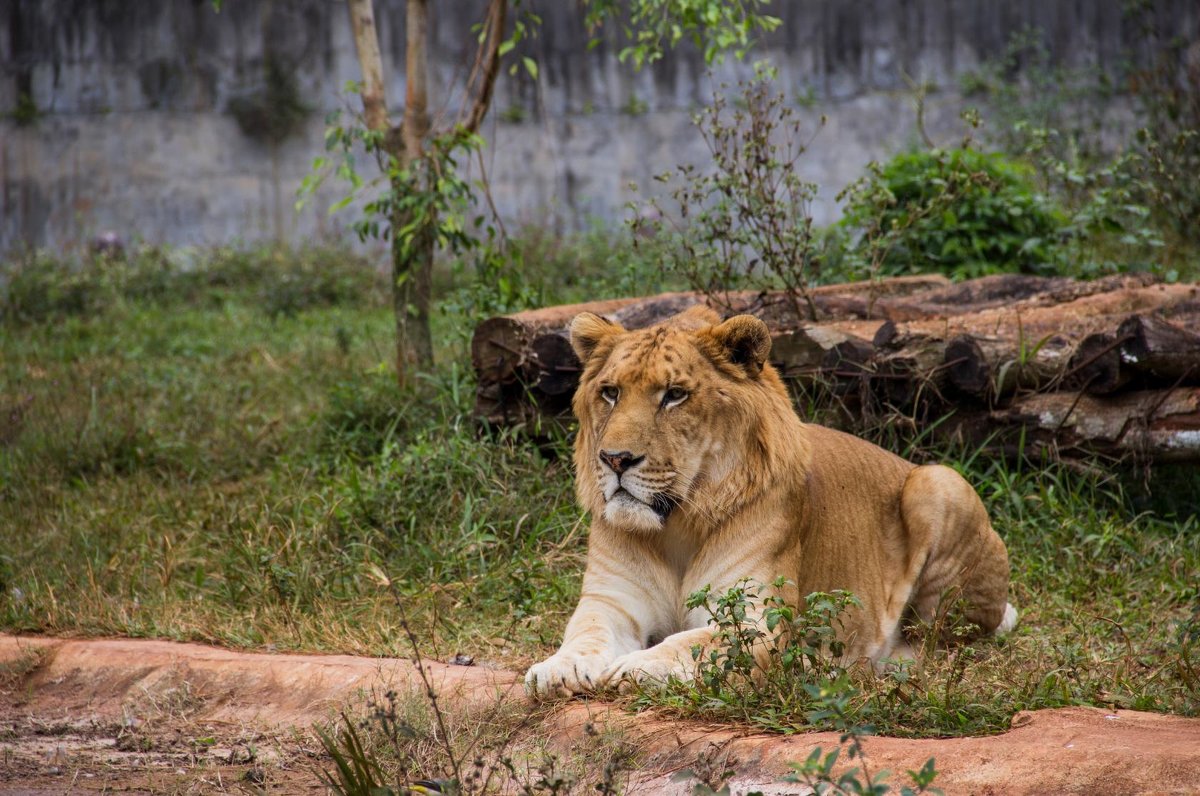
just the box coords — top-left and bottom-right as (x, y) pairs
(708, 315), (772, 376)
(569, 312), (624, 362)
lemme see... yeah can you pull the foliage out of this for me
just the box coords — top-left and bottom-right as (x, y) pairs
(1123, 4), (1200, 248)
(783, 691), (941, 796)
(839, 146), (1066, 280)
(962, 19), (1199, 271)
(7, 91), (40, 126)
(665, 583), (941, 795)
(301, 0), (783, 379)
(1013, 124), (1167, 277)
(637, 583), (869, 735)
(583, 0), (781, 68)
(686, 582), (858, 717)
(317, 615), (632, 796)
(302, 117), (481, 263)
(632, 78), (828, 318)
(957, 26), (1116, 165)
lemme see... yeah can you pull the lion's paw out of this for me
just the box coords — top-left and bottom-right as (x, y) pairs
(525, 653), (610, 698)
(598, 649), (693, 692)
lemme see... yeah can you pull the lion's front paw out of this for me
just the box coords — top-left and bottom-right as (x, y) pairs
(525, 653), (610, 698)
(598, 649), (694, 692)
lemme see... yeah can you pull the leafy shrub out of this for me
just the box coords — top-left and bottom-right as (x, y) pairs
(961, 21), (1198, 273)
(639, 581), (864, 732)
(1125, 31), (1200, 248)
(631, 78), (828, 318)
(841, 147), (1066, 279)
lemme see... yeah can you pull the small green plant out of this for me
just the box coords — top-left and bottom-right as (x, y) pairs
(1122, 2), (1200, 248)
(840, 146), (1065, 279)
(785, 681), (941, 796)
(499, 104), (528, 124)
(318, 571), (632, 796)
(9, 91), (40, 126)
(637, 581), (861, 732)
(962, 20), (1199, 272)
(1014, 123), (1165, 275)
(660, 581), (943, 794)
(620, 92), (648, 117)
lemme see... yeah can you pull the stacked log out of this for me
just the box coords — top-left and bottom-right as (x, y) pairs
(471, 273), (1200, 462)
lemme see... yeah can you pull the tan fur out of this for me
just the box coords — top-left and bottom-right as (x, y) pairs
(525, 306), (1014, 697)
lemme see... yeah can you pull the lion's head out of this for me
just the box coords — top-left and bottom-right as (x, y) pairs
(569, 304), (800, 533)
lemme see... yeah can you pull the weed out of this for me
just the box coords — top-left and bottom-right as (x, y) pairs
(499, 104), (528, 124)
(619, 93), (648, 117)
(632, 78), (827, 318)
(7, 91), (40, 126)
(0, 644), (50, 690)
(964, 20), (1200, 275)
(318, 571), (633, 795)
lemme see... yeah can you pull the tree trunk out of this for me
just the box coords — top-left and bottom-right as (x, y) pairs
(391, 0), (435, 385)
(347, 0), (436, 387)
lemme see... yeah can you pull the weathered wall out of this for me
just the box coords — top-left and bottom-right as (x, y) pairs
(2, 0), (1196, 253)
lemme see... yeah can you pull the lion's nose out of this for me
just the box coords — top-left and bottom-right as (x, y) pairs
(599, 450), (644, 474)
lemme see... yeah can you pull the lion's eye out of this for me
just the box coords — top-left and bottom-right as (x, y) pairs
(600, 385), (619, 404)
(662, 386), (689, 407)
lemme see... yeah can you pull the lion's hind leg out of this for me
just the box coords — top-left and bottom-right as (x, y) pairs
(900, 465), (1014, 642)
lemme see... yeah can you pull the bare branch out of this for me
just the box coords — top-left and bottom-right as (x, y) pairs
(458, 0), (508, 135)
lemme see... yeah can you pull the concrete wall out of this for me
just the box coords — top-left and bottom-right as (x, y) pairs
(2, 0), (1196, 253)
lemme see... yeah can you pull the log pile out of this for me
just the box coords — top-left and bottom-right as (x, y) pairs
(471, 273), (1200, 462)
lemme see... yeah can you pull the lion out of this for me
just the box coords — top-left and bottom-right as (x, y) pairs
(525, 305), (1016, 697)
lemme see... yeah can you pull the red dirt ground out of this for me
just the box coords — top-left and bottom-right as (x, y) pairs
(2, 635), (1199, 794)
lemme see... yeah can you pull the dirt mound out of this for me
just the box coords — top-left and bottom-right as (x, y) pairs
(3, 635), (1199, 794)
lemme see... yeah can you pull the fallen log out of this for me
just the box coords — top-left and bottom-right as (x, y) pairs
(1118, 314), (1200, 383)
(944, 387), (1200, 462)
(882, 272), (1160, 320)
(942, 334), (1074, 399)
(472, 276), (951, 426)
(472, 275), (1200, 461)
(858, 281), (1199, 403)
(1065, 332), (1133, 394)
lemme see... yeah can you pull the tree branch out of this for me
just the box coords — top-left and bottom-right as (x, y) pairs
(346, 0), (392, 134)
(403, 0), (431, 158)
(458, 0), (508, 135)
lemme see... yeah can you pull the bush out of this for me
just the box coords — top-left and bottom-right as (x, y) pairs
(841, 147), (1066, 279)
(631, 78), (827, 318)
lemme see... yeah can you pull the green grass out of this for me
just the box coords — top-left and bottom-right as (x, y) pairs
(1, 238), (1198, 741)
